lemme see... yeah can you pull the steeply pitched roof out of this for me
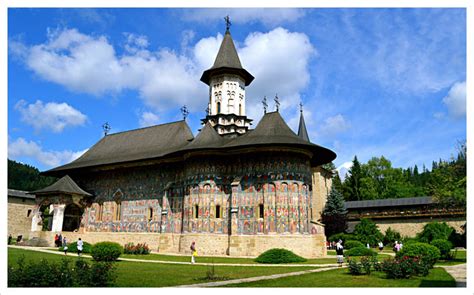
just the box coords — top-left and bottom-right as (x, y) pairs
(30, 175), (92, 196)
(344, 196), (434, 209)
(183, 122), (226, 150)
(298, 111), (310, 142)
(224, 112), (336, 166)
(48, 120), (194, 172)
(8, 189), (35, 199)
(200, 30), (254, 86)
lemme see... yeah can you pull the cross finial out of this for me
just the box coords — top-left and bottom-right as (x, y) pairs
(274, 94), (280, 112)
(224, 15), (231, 31)
(180, 105), (189, 120)
(102, 122), (111, 136)
(262, 96), (268, 114)
(299, 102), (303, 113)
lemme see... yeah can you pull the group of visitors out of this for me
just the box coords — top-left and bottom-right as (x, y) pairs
(332, 239), (404, 266)
(53, 234), (83, 256)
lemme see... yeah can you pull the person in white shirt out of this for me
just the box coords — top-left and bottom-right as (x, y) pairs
(77, 238), (84, 256)
(378, 241), (384, 251)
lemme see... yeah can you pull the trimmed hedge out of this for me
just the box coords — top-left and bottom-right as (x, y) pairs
(91, 242), (123, 262)
(255, 248), (307, 264)
(344, 240), (364, 250)
(59, 241), (92, 254)
(397, 242), (440, 267)
(430, 239), (453, 260)
(345, 246), (377, 257)
(328, 233), (355, 242)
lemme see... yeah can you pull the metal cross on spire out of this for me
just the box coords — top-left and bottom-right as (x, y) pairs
(102, 122), (111, 136)
(262, 96), (268, 114)
(299, 102), (303, 113)
(274, 94), (280, 112)
(180, 105), (189, 120)
(224, 15), (231, 31)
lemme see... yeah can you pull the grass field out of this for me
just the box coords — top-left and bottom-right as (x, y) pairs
(223, 267), (456, 287)
(8, 248), (318, 287)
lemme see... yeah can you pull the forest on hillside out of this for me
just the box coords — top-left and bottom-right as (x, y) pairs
(331, 141), (466, 206)
(8, 159), (57, 191)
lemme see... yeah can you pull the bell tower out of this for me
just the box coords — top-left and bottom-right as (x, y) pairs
(200, 17), (254, 137)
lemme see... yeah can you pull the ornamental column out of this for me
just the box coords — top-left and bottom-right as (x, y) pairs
(51, 204), (66, 232)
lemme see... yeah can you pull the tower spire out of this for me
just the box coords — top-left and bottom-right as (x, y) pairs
(298, 103), (310, 142)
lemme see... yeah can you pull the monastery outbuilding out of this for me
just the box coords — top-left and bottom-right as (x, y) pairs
(27, 24), (336, 258)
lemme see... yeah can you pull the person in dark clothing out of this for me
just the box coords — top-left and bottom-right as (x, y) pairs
(336, 240), (344, 267)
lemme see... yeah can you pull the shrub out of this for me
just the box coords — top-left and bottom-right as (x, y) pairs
(347, 258), (363, 275)
(380, 256), (430, 279)
(360, 256), (372, 275)
(123, 242), (151, 255)
(59, 241), (93, 253)
(430, 239), (453, 260)
(345, 246), (377, 257)
(417, 222), (453, 243)
(344, 240), (364, 249)
(91, 242), (123, 262)
(402, 237), (419, 245)
(354, 219), (383, 246)
(383, 227), (402, 247)
(397, 242), (440, 267)
(8, 256), (116, 287)
(328, 233), (355, 242)
(255, 248), (307, 264)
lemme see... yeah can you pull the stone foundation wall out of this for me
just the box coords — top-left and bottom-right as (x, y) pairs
(348, 217), (466, 237)
(30, 231), (327, 258)
(8, 198), (36, 239)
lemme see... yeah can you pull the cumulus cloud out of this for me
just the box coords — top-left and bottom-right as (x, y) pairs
(15, 99), (87, 133)
(181, 8), (305, 27)
(442, 81), (466, 118)
(8, 137), (87, 168)
(139, 111), (160, 127)
(320, 114), (350, 135)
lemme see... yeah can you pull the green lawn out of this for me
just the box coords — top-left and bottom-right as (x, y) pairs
(224, 267), (456, 287)
(435, 250), (467, 266)
(8, 248), (318, 287)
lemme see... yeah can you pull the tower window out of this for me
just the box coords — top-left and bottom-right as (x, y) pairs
(239, 104), (242, 115)
(195, 205), (199, 218)
(217, 102), (221, 113)
(114, 202), (122, 221)
(27, 209), (32, 217)
(148, 207), (153, 222)
(216, 205), (221, 219)
(259, 204), (264, 219)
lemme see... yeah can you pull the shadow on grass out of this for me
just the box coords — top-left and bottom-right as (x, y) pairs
(419, 279), (457, 287)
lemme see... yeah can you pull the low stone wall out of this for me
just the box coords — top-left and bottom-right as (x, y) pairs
(28, 231), (327, 258)
(348, 217), (466, 237)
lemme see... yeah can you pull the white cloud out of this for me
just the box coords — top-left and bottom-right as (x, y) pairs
(12, 27), (316, 123)
(15, 99), (87, 133)
(8, 137), (87, 168)
(181, 8), (305, 27)
(442, 81), (466, 118)
(139, 111), (160, 127)
(320, 114), (350, 135)
(337, 161), (353, 180)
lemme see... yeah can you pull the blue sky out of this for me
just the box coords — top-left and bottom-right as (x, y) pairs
(7, 8), (466, 172)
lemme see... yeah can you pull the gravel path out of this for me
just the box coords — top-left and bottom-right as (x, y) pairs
(441, 264), (466, 287)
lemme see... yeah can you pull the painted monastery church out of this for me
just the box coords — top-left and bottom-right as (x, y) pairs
(28, 25), (336, 258)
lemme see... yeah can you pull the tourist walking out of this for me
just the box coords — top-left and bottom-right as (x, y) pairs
(58, 234), (63, 247)
(366, 243), (370, 249)
(54, 234), (59, 247)
(336, 240), (344, 267)
(63, 237), (68, 255)
(378, 241), (384, 251)
(394, 241), (401, 252)
(77, 238), (84, 256)
(190, 241), (197, 264)
(8, 234), (12, 245)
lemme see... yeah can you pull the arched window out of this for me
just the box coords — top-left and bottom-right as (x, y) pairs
(217, 102), (221, 113)
(148, 207), (153, 222)
(194, 205), (199, 218)
(215, 205), (221, 219)
(239, 104), (242, 115)
(96, 203), (103, 221)
(113, 190), (123, 222)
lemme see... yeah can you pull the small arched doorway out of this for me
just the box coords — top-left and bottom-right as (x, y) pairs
(62, 203), (84, 232)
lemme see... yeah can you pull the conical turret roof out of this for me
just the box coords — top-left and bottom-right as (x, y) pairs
(298, 111), (310, 142)
(200, 29), (254, 86)
(183, 122), (226, 150)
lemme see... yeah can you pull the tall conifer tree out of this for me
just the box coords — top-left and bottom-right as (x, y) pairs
(322, 186), (347, 237)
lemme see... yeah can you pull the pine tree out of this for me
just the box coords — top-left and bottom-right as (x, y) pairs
(346, 156), (362, 201)
(322, 186), (347, 237)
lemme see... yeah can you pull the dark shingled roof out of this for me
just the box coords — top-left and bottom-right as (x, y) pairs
(223, 112), (336, 166)
(200, 30), (254, 86)
(298, 111), (310, 142)
(182, 122), (226, 150)
(344, 196), (434, 209)
(30, 175), (92, 196)
(48, 121), (194, 172)
(8, 189), (34, 199)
